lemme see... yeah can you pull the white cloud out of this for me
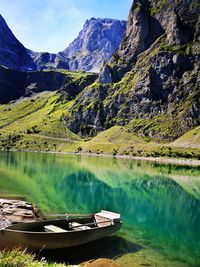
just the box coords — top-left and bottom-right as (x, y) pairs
(68, 6), (83, 18)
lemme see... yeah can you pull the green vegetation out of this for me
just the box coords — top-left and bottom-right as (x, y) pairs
(0, 55), (199, 161)
(0, 248), (69, 267)
(0, 91), (84, 154)
(149, 0), (167, 16)
(44, 68), (96, 84)
(0, 94), (199, 160)
(78, 125), (200, 160)
(160, 43), (193, 55)
(171, 126), (200, 148)
(127, 115), (182, 142)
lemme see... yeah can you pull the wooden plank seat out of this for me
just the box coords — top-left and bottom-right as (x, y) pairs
(69, 222), (91, 231)
(95, 210), (120, 227)
(44, 225), (68, 233)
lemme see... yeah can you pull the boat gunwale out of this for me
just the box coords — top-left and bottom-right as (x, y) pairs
(1, 220), (122, 235)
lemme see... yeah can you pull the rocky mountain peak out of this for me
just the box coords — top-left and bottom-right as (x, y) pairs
(0, 14), (19, 42)
(0, 14), (70, 71)
(62, 18), (127, 72)
(0, 14), (36, 71)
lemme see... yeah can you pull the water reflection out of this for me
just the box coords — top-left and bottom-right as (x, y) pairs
(0, 151), (200, 265)
(41, 236), (142, 265)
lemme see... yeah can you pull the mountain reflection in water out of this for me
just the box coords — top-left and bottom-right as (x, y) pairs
(0, 151), (199, 266)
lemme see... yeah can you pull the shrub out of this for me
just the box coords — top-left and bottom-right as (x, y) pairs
(112, 148), (118, 156)
(0, 247), (68, 267)
(75, 146), (82, 153)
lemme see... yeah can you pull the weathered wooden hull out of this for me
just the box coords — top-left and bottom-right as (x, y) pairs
(0, 218), (122, 250)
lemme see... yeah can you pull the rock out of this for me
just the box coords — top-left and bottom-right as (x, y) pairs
(0, 15), (36, 71)
(81, 258), (122, 267)
(31, 51), (69, 71)
(0, 65), (96, 104)
(0, 15), (126, 73)
(99, 65), (112, 84)
(0, 213), (11, 229)
(0, 15), (69, 71)
(62, 18), (127, 72)
(65, 0), (200, 142)
(102, 0), (165, 82)
(0, 198), (42, 228)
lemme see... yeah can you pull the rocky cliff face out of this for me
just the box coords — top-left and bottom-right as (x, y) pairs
(31, 51), (69, 70)
(65, 0), (200, 141)
(0, 65), (96, 104)
(62, 18), (127, 72)
(100, 0), (200, 82)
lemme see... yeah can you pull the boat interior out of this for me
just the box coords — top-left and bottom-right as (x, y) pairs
(5, 210), (121, 233)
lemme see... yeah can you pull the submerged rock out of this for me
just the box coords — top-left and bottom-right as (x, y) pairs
(81, 258), (122, 267)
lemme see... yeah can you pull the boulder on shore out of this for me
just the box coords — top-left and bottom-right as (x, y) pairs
(0, 198), (42, 229)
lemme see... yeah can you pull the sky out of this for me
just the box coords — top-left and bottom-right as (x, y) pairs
(0, 0), (132, 53)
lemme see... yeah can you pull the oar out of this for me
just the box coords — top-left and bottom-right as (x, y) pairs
(46, 214), (66, 217)
(70, 220), (112, 229)
(46, 213), (93, 218)
(66, 213), (93, 217)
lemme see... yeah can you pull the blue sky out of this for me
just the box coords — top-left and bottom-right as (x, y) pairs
(0, 0), (132, 53)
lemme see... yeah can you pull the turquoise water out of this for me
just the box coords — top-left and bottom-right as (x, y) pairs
(0, 151), (200, 266)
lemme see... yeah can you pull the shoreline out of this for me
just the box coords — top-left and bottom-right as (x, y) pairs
(2, 148), (200, 167)
(0, 198), (42, 230)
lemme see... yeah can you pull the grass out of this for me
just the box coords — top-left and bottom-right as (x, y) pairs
(90, 126), (144, 144)
(0, 247), (70, 267)
(0, 91), (82, 152)
(171, 126), (200, 148)
(0, 90), (199, 160)
(160, 43), (193, 55)
(149, 0), (167, 16)
(0, 92), (81, 139)
(79, 126), (200, 160)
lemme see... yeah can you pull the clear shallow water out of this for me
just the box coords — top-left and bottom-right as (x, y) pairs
(0, 151), (200, 266)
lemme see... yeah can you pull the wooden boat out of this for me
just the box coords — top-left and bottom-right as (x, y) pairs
(0, 210), (122, 250)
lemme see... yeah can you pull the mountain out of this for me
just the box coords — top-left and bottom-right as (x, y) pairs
(0, 14), (69, 71)
(65, 0), (200, 142)
(62, 18), (127, 72)
(31, 51), (69, 70)
(100, 0), (200, 82)
(66, 0), (200, 144)
(0, 15), (35, 71)
(0, 65), (96, 103)
(0, 0), (199, 159)
(0, 15), (126, 73)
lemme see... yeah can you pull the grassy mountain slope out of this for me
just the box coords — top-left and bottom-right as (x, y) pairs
(0, 94), (199, 160)
(171, 126), (200, 148)
(0, 0), (199, 160)
(0, 91), (82, 152)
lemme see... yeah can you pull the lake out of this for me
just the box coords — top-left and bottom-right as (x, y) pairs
(0, 151), (200, 266)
